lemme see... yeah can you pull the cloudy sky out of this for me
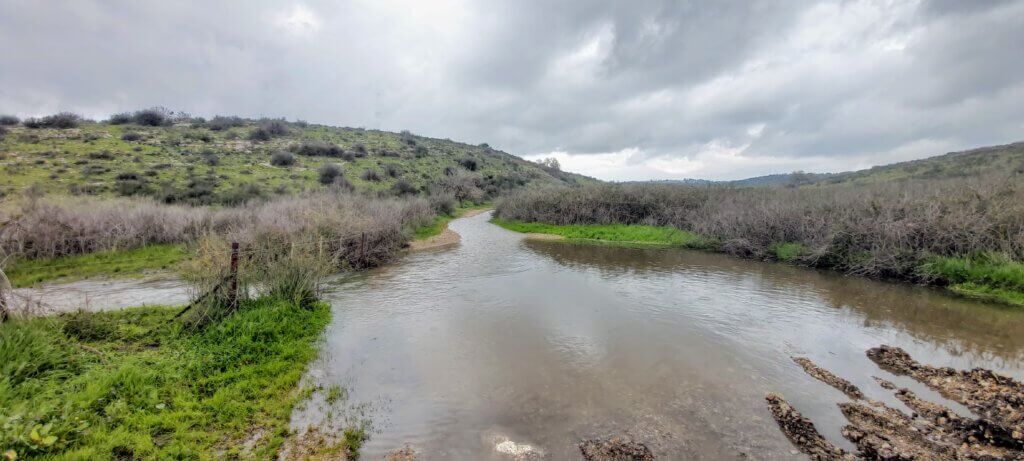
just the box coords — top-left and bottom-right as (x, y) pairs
(1, 1), (1022, 180)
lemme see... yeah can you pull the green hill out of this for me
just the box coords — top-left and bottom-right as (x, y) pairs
(0, 112), (593, 204)
(815, 141), (1024, 185)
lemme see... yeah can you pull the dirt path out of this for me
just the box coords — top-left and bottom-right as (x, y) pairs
(408, 208), (492, 251)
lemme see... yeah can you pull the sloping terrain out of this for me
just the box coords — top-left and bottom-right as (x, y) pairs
(0, 114), (593, 205)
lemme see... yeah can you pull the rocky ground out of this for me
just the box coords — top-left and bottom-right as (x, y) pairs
(767, 345), (1024, 460)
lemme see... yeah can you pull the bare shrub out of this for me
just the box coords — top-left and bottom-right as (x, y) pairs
(0, 115), (19, 126)
(108, 112), (132, 124)
(495, 174), (1024, 279)
(1, 194), (434, 267)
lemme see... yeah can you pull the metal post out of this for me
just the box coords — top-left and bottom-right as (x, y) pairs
(228, 242), (239, 309)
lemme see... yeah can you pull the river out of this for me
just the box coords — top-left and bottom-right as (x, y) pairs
(288, 211), (1024, 459)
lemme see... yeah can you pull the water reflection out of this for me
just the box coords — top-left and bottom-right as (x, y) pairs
(294, 211), (1024, 460)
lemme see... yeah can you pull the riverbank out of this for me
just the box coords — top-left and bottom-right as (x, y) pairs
(0, 296), (333, 459)
(409, 205), (492, 251)
(492, 218), (1024, 307)
(4, 244), (187, 288)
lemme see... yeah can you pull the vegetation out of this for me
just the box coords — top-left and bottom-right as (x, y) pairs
(5, 244), (186, 288)
(0, 297), (330, 459)
(492, 219), (708, 248)
(0, 112), (592, 206)
(495, 174), (1024, 306)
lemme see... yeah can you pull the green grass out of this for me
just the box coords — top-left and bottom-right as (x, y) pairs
(0, 297), (331, 460)
(491, 219), (710, 248)
(770, 242), (806, 262)
(5, 244), (188, 288)
(413, 202), (492, 240)
(919, 253), (1024, 307)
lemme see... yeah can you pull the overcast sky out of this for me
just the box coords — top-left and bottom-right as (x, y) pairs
(1, 1), (1022, 180)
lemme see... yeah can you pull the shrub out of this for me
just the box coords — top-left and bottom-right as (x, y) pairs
(293, 141), (343, 157)
(361, 168), (382, 182)
(391, 179), (417, 196)
(24, 112), (81, 129)
(318, 163), (343, 185)
(0, 126), (6, 138)
(121, 132), (143, 141)
(88, 151), (114, 160)
(207, 115), (245, 131)
(0, 114), (19, 125)
(383, 164), (401, 178)
(294, 119), (309, 128)
(270, 151), (296, 167)
(459, 157), (478, 171)
(131, 108), (172, 126)
(249, 120), (289, 141)
(108, 112), (132, 124)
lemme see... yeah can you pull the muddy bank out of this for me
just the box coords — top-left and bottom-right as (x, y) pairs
(767, 346), (1024, 460)
(408, 208), (492, 251)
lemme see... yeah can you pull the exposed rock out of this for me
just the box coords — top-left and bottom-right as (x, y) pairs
(579, 435), (655, 461)
(764, 393), (854, 460)
(794, 357), (865, 400)
(767, 346), (1024, 460)
(868, 345), (1024, 450)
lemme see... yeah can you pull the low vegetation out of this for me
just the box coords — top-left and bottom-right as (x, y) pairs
(0, 297), (330, 459)
(0, 110), (592, 206)
(5, 244), (186, 288)
(495, 173), (1024, 306)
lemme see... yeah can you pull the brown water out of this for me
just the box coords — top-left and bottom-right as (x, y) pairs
(294, 211), (1024, 459)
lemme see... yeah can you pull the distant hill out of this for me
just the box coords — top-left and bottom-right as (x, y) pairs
(813, 141), (1024, 186)
(0, 112), (594, 204)
(623, 141), (1024, 188)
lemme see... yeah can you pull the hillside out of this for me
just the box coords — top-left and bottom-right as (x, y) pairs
(0, 112), (593, 205)
(815, 141), (1024, 186)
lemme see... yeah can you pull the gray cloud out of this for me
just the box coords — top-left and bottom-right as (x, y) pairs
(1, 0), (1021, 180)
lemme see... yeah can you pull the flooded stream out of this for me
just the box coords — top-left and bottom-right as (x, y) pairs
(291, 211), (1024, 459)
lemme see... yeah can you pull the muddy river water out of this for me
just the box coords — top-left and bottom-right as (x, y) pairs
(287, 211), (1024, 459)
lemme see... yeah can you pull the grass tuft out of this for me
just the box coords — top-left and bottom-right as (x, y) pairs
(491, 219), (710, 248)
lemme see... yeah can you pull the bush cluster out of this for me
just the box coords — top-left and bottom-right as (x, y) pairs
(23, 112), (81, 129)
(495, 175), (1024, 280)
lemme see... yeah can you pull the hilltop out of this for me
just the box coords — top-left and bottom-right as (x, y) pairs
(0, 110), (593, 205)
(621, 141), (1024, 188)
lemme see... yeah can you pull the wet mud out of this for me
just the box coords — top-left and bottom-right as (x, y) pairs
(767, 346), (1024, 460)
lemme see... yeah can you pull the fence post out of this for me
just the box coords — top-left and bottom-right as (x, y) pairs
(228, 242), (239, 309)
(360, 232), (366, 265)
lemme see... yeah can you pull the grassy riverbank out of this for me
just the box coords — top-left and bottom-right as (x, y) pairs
(491, 218), (709, 248)
(0, 297), (330, 459)
(494, 218), (1024, 307)
(5, 244), (187, 288)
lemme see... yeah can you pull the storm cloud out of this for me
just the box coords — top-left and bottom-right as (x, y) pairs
(1, 0), (1021, 180)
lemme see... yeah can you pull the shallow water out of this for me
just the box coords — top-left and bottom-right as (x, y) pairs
(11, 276), (190, 314)
(294, 211), (1024, 459)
